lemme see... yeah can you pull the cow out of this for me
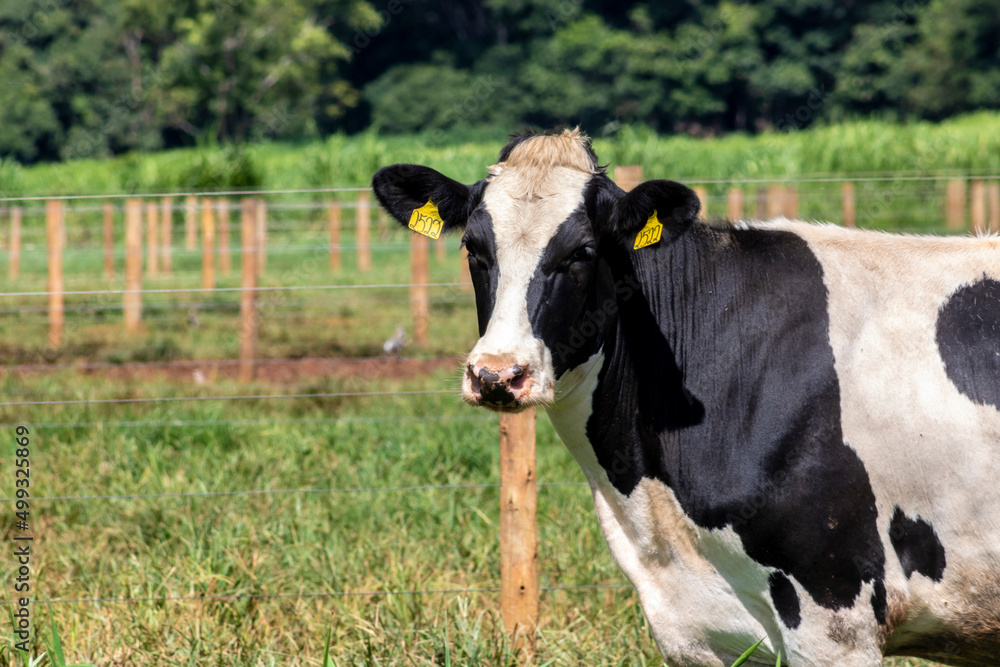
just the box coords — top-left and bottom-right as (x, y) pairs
(372, 128), (1000, 666)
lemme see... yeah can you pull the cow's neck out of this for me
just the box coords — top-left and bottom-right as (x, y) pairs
(574, 224), (888, 620)
(546, 348), (607, 480)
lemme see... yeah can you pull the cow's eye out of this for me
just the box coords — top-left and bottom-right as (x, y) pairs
(562, 246), (595, 267)
(464, 240), (487, 266)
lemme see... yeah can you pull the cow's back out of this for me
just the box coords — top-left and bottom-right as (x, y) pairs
(776, 221), (1000, 662)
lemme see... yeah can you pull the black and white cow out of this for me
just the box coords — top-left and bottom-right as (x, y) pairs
(372, 129), (1000, 666)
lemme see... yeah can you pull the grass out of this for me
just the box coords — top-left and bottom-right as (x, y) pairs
(0, 211), (476, 366)
(0, 119), (979, 662)
(3, 112), (1000, 192)
(0, 366), (941, 666)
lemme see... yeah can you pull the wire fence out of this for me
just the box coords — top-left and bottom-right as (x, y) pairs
(9, 584), (632, 607)
(0, 480), (589, 504)
(2, 171), (1000, 204)
(2, 172), (997, 637)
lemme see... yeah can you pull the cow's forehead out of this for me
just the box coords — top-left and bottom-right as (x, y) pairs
(481, 166), (593, 254)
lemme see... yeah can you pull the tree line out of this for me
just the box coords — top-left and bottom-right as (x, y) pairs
(0, 0), (997, 163)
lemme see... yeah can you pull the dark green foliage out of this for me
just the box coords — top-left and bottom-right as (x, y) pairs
(2, 0), (999, 164)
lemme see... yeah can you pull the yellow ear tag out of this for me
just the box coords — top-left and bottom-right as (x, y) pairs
(408, 200), (444, 240)
(633, 211), (663, 249)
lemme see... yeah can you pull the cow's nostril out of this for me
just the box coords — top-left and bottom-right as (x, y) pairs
(510, 372), (527, 392)
(467, 365), (482, 396)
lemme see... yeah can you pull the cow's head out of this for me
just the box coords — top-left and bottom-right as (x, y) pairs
(372, 129), (699, 412)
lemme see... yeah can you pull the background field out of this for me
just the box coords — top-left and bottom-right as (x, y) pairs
(1, 122), (990, 665)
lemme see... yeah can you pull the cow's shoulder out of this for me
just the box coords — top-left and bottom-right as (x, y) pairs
(586, 219), (889, 627)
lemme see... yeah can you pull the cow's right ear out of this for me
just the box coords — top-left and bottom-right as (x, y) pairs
(609, 179), (701, 242)
(372, 164), (485, 234)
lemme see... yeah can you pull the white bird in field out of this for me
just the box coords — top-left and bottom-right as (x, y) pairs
(383, 325), (407, 356)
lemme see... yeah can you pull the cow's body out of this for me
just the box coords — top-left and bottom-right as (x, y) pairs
(373, 130), (1000, 665)
(550, 221), (1000, 665)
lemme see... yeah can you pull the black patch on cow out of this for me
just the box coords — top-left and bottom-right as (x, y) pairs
(936, 277), (1000, 410)
(585, 223), (886, 615)
(525, 205), (610, 378)
(769, 571), (802, 629)
(889, 506), (947, 582)
(462, 207), (499, 336)
(871, 580), (887, 625)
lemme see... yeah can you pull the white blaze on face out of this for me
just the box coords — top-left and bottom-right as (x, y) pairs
(462, 149), (594, 408)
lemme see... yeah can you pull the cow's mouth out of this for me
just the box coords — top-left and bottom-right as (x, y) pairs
(463, 362), (546, 412)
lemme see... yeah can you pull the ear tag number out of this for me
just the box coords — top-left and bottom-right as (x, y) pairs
(409, 200), (444, 240)
(633, 211), (663, 249)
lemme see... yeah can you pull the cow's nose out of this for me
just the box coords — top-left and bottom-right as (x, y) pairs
(466, 362), (531, 407)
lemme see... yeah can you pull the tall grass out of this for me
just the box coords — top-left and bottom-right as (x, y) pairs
(8, 113), (1000, 196)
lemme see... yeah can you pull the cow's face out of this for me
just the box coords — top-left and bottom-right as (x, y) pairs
(372, 130), (700, 412)
(459, 158), (608, 410)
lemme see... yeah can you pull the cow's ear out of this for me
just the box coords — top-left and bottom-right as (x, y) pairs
(372, 164), (485, 234)
(609, 179), (701, 240)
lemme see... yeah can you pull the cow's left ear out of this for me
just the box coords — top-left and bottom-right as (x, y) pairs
(609, 179), (701, 240)
(372, 164), (486, 235)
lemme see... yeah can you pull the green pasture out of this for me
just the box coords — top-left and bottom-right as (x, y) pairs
(0, 369), (936, 666)
(0, 207), (477, 367)
(0, 117), (981, 664)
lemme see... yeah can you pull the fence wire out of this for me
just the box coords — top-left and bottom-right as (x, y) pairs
(0, 388), (453, 407)
(0, 481), (588, 504)
(0, 584), (632, 607)
(0, 282), (464, 299)
(1, 172), (999, 204)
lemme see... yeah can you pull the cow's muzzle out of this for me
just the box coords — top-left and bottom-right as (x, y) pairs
(464, 361), (533, 411)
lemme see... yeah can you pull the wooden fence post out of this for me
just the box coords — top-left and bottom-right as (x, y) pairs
(989, 183), (1000, 234)
(971, 180), (986, 235)
(693, 186), (708, 220)
(46, 200), (64, 346)
(146, 201), (159, 275)
(202, 197), (215, 290)
(239, 198), (258, 383)
(727, 188), (744, 222)
(124, 198), (143, 334)
(766, 184), (783, 219)
(357, 191), (371, 272)
(218, 199), (232, 274)
(329, 199), (342, 272)
(185, 195), (197, 250)
(946, 179), (966, 231)
(784, 185), (799, 219)
(10, 206), (22, 280)
(499, 409), (539, 656)
(755, 188), (767, 220)
(613, 165), (643, 192)
(411, 233), (430, 346)
(255, 198), (267, 276)
(103, 202), (114, 278)
(161, 197), (173, 274)
(841, 182), (856, 228)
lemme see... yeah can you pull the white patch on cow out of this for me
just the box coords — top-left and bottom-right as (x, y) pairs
(464, 131), (597, 405)
(757, 218), (1000, 653)
(547, 352), (781, 665)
